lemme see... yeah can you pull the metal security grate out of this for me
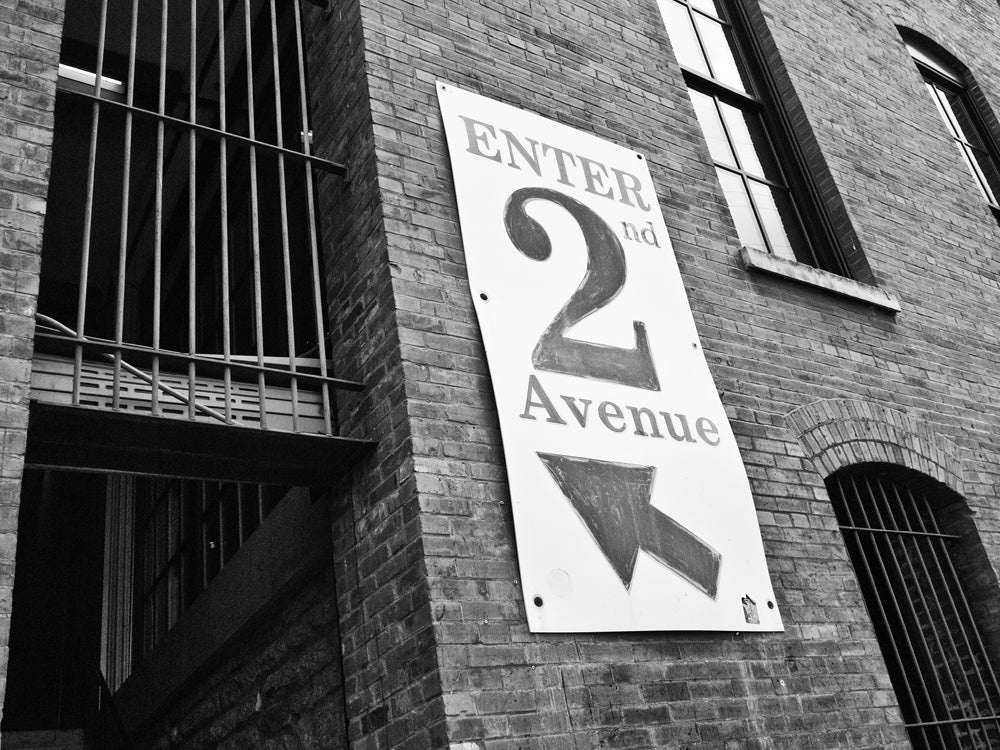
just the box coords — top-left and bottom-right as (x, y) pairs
(36, 0), (359, 436)
(827, 470), (1000, 749)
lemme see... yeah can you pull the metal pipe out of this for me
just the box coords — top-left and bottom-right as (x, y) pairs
(244, 0), (268, 430)
(188, 0), (198, 420)
(113, 0), (140, 410)
(152, 0), (169, 416)
(36, 314), (231, 424)
(58, 89), (347, 174)
(74, 0), (110, 405)
(268, 0), (300, 431)
(293, 0), (333, 435)
(219, 0), (233, 424)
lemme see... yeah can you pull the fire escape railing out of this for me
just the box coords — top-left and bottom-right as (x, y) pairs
(33, 0), (360, 439)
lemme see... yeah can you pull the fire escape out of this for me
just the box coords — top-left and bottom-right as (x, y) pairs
(26, 0), (371, 485)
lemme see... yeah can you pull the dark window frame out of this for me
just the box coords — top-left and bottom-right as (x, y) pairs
(661, 0), (852, 276)
(907, 40), (1000, 219)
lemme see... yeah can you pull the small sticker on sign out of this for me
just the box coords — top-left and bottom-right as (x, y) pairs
(741, 595), (759, 624)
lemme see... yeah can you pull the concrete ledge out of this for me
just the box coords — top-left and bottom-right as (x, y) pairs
(739, 246), (901, 313)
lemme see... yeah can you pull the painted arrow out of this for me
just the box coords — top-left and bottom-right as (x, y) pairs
(538, 453), (721, 598)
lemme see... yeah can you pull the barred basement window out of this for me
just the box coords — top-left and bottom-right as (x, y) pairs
(33, 0), (355, 438)
(826, 468), (1000, 749)
(904, 35), (1000, 215)
(657, 0), (850, 275)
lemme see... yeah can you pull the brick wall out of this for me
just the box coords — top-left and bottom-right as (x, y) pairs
(134, 568), (348, 749)
(305, 0), (451, 747)
(350, 0), (1000, 747)
(8, 0), (1000, 746)
(0, 0), (64, 723)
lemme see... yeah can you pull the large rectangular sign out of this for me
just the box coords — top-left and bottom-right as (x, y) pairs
(437, 82), (782, 632)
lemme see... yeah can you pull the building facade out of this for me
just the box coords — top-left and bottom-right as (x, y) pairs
(3, 0), (1000, 747)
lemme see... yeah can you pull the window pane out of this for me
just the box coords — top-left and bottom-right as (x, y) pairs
(659, 0), (710, 76)
(689, 0), (720, 17)
(694, 15), (750, 92)
(690, 90), (737, 167)
(944, 90), (979, 144)
(959, 143), (1000, 205)
(926, 80), (1000, 207)
(931, 83), (965, 141)
(719, 102), (782, 181)
(970, 147), (1000, 205)
(748, 180), (804, 261)
(716, 168), (765, 250)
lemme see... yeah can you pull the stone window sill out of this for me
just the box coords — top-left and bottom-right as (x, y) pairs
(739, 246), (900, 314)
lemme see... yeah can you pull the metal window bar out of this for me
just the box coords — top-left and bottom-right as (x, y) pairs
(827, 472), (1000, 749)
(44, 0), (352, 438)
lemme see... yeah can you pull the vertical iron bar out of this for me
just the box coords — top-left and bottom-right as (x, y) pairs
(179, 481), (186, 627)
(236, 483), (246, 545)
(892, 481), (987, 746)
(868, 477), (966, 747)
(832, 476), (925, 734)
(217, 484), (226, 569)
(152, 0), (169, 416)
(244, 0), (268, 429)
(188, 0), (198, 419)
(113, 0), (139, 410)
(268, 0), (300, 431)
(903, 482), (986, 748)
(919, 491), (1000, 715)
(201, 482), (210, 591)
(167, 482), (176, 630)
(218, 0), (233, 424)
(841, 475), (943, 747)
(73, 0), (110, 405)
(851, 476), (948, 747)
(292, 0), (332, 435)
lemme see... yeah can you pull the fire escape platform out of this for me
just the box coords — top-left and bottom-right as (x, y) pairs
(26, 402), (375, 486)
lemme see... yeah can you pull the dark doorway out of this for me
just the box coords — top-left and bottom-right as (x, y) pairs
(2, 470), (106, 733)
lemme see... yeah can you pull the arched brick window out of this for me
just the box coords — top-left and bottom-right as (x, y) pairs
(826, 465), (1000, 749)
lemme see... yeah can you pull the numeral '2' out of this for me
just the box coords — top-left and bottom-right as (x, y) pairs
(503, 187), (660, 391)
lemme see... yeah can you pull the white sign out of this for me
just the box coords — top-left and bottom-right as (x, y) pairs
(437, 82), (782, 633)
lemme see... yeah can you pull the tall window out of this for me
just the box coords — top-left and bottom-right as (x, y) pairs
(656, 0), (849, 275)
(34, 0), (349, 436)
(827, 468), (1000, 749)
(905, 39), (1000, 214)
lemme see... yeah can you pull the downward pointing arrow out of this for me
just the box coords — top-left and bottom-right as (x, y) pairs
(538, 453), (721, 598)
